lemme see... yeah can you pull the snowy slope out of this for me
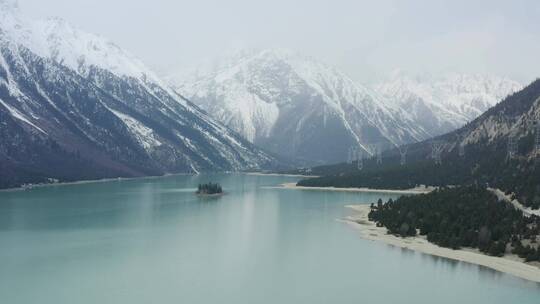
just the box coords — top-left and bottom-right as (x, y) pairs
(375, 71), (523, 136)
(173, 49), (430, 165)
(2, 1), (146, 78)
(0, 1), (276, 188)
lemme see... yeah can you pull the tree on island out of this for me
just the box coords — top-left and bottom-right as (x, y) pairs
(197, 182), (223, 195)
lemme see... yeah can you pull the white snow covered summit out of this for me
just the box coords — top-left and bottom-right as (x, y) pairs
(173, 50), (522, 165)
(375, 71), (523, 136)
(173, 49), (430, 165)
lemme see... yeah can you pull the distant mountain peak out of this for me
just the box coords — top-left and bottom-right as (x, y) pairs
(173, 49), (429, 164)
(173, 50), (523, 164)
(375, 72), (523, 135)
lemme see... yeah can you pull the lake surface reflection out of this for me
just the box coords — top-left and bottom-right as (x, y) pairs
(0, 174), (538, 303)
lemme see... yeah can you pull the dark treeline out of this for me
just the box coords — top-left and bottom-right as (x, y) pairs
(196, 182), (223, 195)
(297, 143), (540, 209)
(368, 186), (540, 261)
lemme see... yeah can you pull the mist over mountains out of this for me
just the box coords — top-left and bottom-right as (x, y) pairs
(172, 49), (521, 165)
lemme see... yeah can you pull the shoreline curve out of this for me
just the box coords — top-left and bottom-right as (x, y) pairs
(343, 204), (540, 283)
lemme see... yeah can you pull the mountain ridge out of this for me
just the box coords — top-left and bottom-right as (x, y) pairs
(375, 71), (523, 136)
(173, 48), (521, 165)
(297, 78), (540, 209)
(0, 3), (277, 189)
(174, 48), (432, 165)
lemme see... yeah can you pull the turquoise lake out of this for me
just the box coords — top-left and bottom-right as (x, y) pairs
(0, 174), (538, 303)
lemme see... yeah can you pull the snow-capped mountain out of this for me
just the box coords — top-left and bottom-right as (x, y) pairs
(375, 71), (523, 136)
(173, 49), (431, 165)
(299, 79), (540, 208)
(395, 78), (540, 208)
(0, 1), (276, 188)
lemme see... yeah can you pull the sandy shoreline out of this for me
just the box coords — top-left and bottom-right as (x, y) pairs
(0, 173), (197, 193)
(245, 172), (319, 178)
(0, 172), (303, 193)
(343, 204), (540, 283)
(271, 182), (434, 194)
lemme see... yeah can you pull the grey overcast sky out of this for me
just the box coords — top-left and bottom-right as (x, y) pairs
(18, 0), (540, 83)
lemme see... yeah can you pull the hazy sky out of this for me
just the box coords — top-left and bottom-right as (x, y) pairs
(18, 0), (540, 84)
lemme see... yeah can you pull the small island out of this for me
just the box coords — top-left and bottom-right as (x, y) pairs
(196, 182), (224, 196)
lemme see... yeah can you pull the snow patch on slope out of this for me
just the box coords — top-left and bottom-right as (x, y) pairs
(109, 109), (162, 151)
(0, 97), (47, 134)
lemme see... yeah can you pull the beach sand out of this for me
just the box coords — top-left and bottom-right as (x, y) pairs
(343, 204), (540, 283)
(0, 173), (196, 192)
(272, 182), (434, 194)
(245, 172), (319, 178)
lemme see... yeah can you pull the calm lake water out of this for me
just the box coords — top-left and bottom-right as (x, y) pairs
(0, 174), (538, 303)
